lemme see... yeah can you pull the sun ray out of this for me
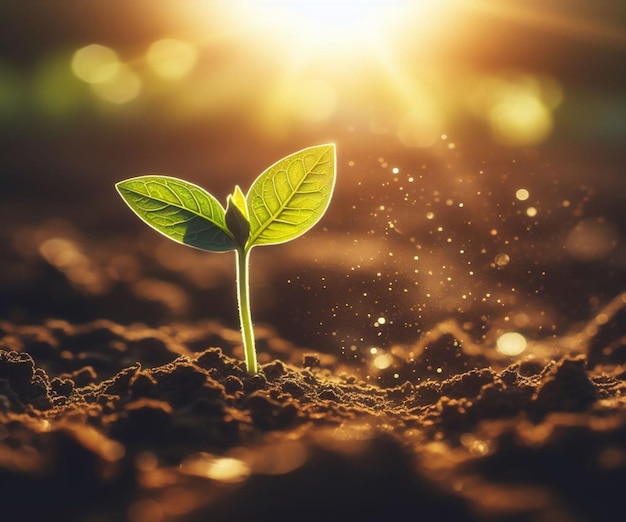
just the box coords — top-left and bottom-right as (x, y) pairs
(463, 0), (626, 48)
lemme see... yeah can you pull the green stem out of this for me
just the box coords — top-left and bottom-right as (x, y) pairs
(235, 247), (258, 374)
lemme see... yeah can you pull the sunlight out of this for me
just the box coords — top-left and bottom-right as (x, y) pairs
(229, 0), (448, 62)
(148, 0), (620, 146)
(247, 0), (400, 48)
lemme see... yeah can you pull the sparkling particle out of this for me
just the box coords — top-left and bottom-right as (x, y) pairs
(494, 253), (510, 267)
(515, 189), (530, 201)
(526, 207), (538, 217)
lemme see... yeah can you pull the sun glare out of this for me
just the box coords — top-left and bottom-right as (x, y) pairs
(238, 0), (415, 56)
(61, 1), (612, 145)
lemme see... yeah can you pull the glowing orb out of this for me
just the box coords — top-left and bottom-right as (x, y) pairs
(496, 332), (527, 356)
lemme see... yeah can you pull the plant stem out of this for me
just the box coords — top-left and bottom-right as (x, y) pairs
(235, 247), (258, 374)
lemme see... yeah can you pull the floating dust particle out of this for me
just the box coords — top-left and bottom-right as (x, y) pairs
(426, 212), (435, 220)
(494, 253), (510, 267)
(526, 207), (538, 217)
(516, 188), (530, 201)
(513, 313), (531, 327)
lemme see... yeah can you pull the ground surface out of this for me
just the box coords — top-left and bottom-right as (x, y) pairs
(1, 131), (625, 521)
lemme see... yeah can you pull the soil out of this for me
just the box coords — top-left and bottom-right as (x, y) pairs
(1, 303), (626, 522)
(1, 129), (626, 522)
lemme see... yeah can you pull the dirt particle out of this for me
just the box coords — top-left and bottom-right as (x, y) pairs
(303, 354), (321, 369)
(262, 360), (288, 381)
(533, 356), (598, 418)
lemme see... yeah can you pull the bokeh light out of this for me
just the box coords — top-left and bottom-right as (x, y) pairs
(71, 44), (141, 105)
(89, 63), (141, 104)
(71, 44), (121, 85)
(566, 218), (619, 261)
(468, 73), (562, 146)
(181, 453), (250, 483)
(496, 332), (527, 356)
(146, 39), (198, 80)
(32, 53), (86, 118)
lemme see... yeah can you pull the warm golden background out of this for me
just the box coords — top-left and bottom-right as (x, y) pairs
(1, 0), (624, 363)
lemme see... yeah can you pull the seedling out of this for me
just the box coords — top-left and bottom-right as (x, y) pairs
(116, 144), (336, 374)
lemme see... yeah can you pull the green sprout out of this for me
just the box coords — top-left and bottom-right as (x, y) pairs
(116, 144), (336, 374)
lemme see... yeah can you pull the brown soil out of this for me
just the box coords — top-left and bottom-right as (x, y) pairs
(2, 290), (626, 521)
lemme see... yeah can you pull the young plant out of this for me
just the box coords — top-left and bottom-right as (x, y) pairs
(115, 144), (336, 374)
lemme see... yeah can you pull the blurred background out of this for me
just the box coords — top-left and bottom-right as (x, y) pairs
(0, 0), (624, 364)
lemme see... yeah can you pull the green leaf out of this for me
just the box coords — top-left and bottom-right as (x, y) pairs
(246, 143), (336, 248)
(116, 175), (236, 252)
(230, 185), (248, 220)
(225, 187), (251, 249)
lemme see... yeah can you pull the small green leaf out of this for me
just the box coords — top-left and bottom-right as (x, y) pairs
(116, 175), (236, 252)
(225, 190), (251, 249)
(246, 143), (336, 248)
(230, 185), (248, 220)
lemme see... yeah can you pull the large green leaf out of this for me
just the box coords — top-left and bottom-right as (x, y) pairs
(246, 144), (336, 248)
(116, 175), (236, 252)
